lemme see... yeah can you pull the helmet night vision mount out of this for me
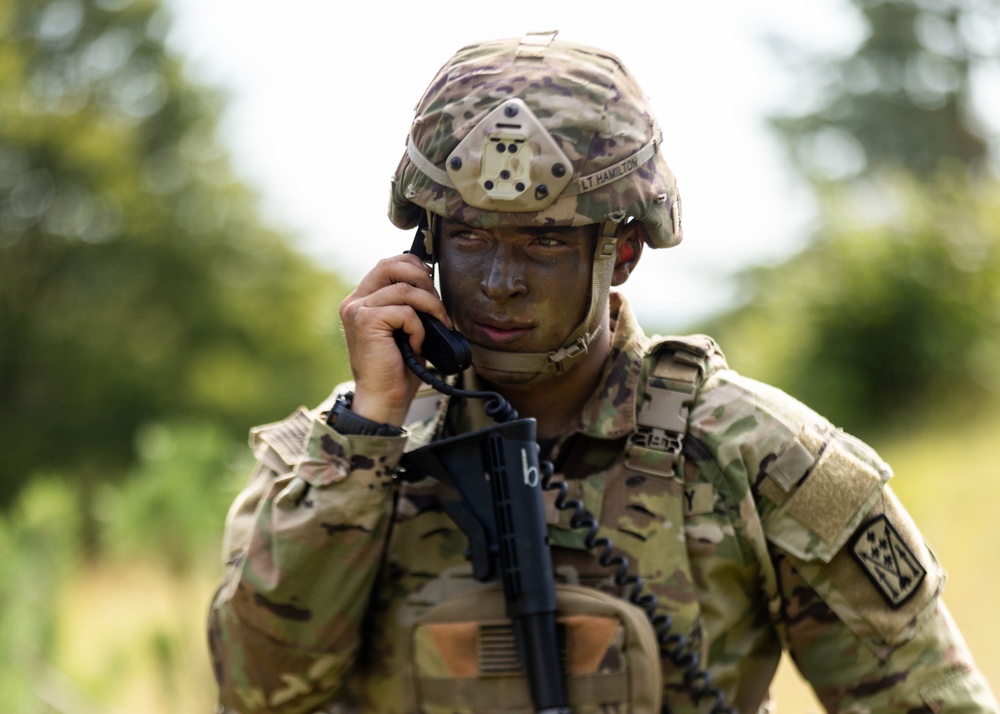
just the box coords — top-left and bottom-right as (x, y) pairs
(444, 99), (573, 212)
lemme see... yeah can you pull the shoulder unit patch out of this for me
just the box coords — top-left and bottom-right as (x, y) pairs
(849, 514), (927, 608)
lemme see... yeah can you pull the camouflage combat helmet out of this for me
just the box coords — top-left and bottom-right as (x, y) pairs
(389, 31), (683, 379)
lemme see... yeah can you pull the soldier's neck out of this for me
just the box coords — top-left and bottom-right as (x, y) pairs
(489, 336), (609, 441)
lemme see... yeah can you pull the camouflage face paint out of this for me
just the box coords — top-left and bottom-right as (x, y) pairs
(437, 218), (598, 375)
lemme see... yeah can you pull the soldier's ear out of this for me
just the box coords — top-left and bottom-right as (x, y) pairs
(612, 221), (644, 286)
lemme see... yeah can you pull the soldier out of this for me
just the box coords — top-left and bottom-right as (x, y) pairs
(208, 32), (997, 714)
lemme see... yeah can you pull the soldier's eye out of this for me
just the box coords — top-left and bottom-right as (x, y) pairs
(534, 236), (564, 248)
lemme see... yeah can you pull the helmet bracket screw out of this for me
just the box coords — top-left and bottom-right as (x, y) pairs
(552, 163), (566, 178)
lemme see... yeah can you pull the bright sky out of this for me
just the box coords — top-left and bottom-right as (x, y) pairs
(163, 0), (861, 329)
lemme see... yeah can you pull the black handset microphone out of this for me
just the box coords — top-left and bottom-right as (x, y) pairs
(393, 223), (472, 377)
(397, 311), (472, 376)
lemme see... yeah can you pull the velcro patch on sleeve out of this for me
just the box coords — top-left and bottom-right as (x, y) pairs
(785, 437), (883, 545)
(251, 407), (313, 469)
(763, 431), (891, 563)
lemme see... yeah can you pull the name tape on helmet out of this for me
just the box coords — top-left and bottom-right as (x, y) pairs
(574, 136), (660, 195)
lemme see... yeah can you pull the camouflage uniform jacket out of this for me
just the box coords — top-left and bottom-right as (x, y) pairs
(209, 294), (996, 714)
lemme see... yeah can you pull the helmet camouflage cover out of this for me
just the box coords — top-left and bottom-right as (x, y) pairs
(389, 31), (683, 249)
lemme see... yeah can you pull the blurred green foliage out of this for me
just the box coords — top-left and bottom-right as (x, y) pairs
(0, 0), (352, 703)
(0, 0), (998, 710)
(703, 172), (1000, 434)
(0, 0), (351, 509)
(767, 0), (997, 183)
(0, 420), (239, 711)
(0, 477), (82, 712)
(702, 0), (1000, 436)
(95, 419), (252, 572)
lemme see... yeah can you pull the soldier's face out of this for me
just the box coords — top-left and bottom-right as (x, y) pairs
(437, 218), (596, 357)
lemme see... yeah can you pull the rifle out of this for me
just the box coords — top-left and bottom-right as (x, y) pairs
(398, 417), (570, 714)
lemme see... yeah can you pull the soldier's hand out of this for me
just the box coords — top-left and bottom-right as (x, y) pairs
(339, 254), (452, 426)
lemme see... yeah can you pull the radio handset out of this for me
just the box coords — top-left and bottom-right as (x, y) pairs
(396, 311), (472, 376)
(393, 224), (472, 377)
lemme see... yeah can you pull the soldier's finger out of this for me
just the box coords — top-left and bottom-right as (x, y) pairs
(354, 255), (436, 297)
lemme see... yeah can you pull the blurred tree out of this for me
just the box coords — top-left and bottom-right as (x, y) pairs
(704, 172), (1000, 433)
(702, 0), (1000, 435)
(769, 0), (998, 183)
(0, 0), (350, 508)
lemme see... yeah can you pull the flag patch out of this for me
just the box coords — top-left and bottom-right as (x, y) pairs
(849, 515), (926, 608)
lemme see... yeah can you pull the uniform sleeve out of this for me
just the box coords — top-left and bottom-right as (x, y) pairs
(693, 369), (998, 713)
(767, 474), (996, 712)
(208, 405), (406, 714)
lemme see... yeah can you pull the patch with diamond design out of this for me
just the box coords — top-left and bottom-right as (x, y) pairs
(849, 515), (926, 608)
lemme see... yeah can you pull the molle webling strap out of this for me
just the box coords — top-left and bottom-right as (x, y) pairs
(624, 335), (722, 480)
(468, 219), (619, 379)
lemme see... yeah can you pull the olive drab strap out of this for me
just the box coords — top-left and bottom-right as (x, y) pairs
(625, 334), (724, 479)
(615, 334), (739, 714)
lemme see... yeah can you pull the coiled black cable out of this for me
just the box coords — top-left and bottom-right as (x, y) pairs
(540, 459), (738, 714)
(395, 335), (518, 423)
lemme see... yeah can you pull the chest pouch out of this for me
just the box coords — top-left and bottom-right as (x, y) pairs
(407, 582), (662, 714)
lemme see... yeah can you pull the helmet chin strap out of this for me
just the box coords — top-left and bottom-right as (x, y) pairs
(468, 219), (620, 382)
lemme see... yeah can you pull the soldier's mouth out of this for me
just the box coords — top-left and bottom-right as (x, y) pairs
(472, 320), (534, 347)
